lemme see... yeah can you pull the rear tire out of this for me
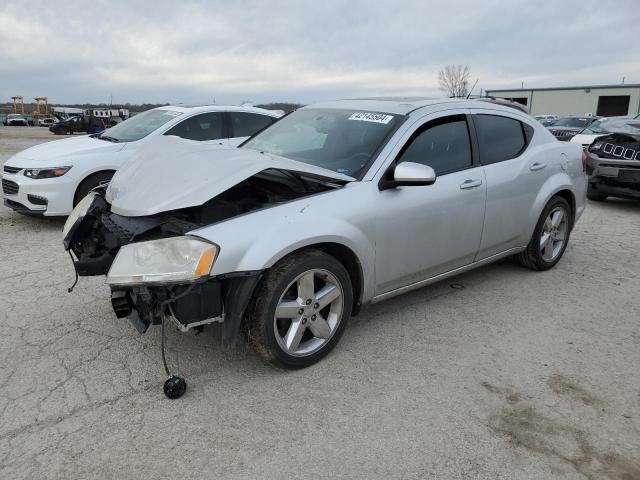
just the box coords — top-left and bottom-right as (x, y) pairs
(245, 249), (353, 369)
(516, 196), (572, 271)
(73, 171), (114, 207)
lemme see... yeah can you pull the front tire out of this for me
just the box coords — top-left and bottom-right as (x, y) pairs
(73, 171), (114, 207)
(516, 196), (572, 271)
(245, 250), (353, 369)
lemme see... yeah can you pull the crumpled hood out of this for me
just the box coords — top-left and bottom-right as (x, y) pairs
(571, 133), (604, 145)
(106, 135), (354, 217)
(7, 135), (125, 165)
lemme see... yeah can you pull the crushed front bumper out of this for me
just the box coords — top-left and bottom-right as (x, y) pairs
(110, 272), (262, 343)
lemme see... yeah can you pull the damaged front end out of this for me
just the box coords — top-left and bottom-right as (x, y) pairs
(109, 271), (262, 343)
(63, 167), (346, 340)
(586, 132), (640, 199)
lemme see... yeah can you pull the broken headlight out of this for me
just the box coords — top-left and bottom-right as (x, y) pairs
(106, 236), (219, 286)
(63, 192), (97, 239)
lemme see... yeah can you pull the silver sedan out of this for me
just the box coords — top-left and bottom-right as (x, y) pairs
(64, 97), (587, 370)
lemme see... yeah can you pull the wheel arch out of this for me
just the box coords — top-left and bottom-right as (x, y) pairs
(527, 174), (577, 239)
(73, 169), (116, 205)
(279, 242), (365, 316)
(553, 188), (576, 229)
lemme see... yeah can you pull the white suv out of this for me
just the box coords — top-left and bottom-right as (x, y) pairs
(2, 105), (281, 216)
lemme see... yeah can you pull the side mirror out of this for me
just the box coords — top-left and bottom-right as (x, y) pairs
(381, 162), (436, 190)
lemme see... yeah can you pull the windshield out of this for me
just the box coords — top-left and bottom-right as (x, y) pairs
(554, 117), (589, 128)
(242, 108), (401, 178)
(581, 120), (609, 135)
(101, 109), (182, 142)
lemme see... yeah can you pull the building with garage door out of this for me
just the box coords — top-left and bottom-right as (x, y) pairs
(485, 84), (640, 117)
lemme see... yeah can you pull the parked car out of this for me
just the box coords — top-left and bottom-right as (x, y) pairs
(570, 114), (640, 150)
(535, 115), (558, 121)
(34, 116), (58, 127)
(535, 115), (558, 127)
(2, 105), (282, 216)
(585, 123), (640, 201)
(538, 118), (557, 127)
(49, 115), (101, 135)
(62, 98), (587, 373)
(547, 116), (600, 141)
(4, 114), (29, 126)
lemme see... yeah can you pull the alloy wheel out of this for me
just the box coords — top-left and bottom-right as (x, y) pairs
(539, 206), (568, 262)
(273, 268), (344, 357)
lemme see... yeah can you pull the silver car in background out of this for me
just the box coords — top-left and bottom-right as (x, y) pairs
(64, 97), (587, 369)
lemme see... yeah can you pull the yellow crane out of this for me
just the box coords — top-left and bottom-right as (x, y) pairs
(11, 96), (24, 114)
(34, 97), (49, 116)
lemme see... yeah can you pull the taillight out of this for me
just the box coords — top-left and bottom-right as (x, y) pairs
(581, 151), (588, 172)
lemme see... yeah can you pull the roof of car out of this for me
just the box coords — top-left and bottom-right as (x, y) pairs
(304, 97), (528, 116)
(155, 104), (281, 117)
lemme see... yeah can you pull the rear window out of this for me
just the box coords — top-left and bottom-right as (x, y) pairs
(474, 114), (529, 165)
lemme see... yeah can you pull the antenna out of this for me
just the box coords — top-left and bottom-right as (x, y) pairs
(466, 78), (479, 99)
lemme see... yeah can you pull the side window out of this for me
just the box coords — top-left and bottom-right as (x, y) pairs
(397, 116), (472, 175)
(164, 113), (224, 141)
(474, 114), (528, 164)
(230, 112), (274, 138)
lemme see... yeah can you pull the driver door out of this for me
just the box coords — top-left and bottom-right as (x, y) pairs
(374, 112), (486, 295)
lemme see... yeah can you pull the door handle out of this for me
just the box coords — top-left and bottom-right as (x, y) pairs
(460, 179), (483, 190)
(530, 162), (547, 171)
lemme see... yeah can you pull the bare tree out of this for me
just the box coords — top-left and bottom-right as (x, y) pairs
(438, 64), (471, 98)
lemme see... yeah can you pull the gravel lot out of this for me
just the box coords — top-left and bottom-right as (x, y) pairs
(1, 126), (639, 479)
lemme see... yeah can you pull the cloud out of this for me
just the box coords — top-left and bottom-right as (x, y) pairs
(0, 0), (637, 104)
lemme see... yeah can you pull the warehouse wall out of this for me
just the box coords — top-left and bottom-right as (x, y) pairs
(487, 87), (640, 117)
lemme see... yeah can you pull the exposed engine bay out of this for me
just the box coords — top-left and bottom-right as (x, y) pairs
(66, 168), (344, 277)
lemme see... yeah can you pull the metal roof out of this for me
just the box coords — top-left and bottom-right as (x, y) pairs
(155, 104), (281, 116)
(486, 84), (640, 93)
(305, 97), (466, 115)
(304, 97), (531, 116)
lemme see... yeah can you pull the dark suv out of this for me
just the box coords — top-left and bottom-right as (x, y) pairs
(548, 116), (600, 142)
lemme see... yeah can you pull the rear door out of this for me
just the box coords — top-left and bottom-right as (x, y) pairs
(164, 112), (228, 145)
(228, 112), (276, 146)
(374, 111), (487, 294)
(470, 110), (547, 259)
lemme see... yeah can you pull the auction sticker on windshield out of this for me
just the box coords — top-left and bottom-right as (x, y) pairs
(348, 112), (394, 124)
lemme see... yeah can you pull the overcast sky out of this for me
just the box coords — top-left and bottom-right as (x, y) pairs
(1, 0), (638, 105)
